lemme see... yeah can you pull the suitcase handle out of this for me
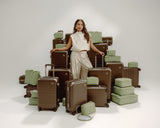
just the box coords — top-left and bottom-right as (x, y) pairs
(45, 64), (55, 77)
(95, 53), (104, 68)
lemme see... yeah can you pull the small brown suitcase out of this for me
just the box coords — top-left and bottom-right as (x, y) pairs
(38, 64), (59, 111)
(48, 68), (73, 102)
(123, 67), (141, 88)
(50, 51), (68, 69)
(53, 39), (64, 49)
(24, 84), (37, 98)
(87, 85), (109, 107)
(65, 79), (87, 115)
(19, 75), (25, 84)
(102, 37), (113, 46)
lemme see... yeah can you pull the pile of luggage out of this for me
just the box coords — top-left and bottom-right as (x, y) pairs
(19, 30), (141, 117)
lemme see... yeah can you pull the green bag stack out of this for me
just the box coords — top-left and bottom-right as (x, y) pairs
(29, 90), (38, 105)
(105, 50), (121, 62)
(111, 78), (138, 105)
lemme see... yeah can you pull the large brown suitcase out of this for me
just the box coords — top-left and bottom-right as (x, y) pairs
(65, 79), (87, 115)
(122, 67), (141, 88)
(19, 75), (25, 84)
(48, 68), (73, 102)
(87, 85), (109, 107)
(52, 39), (64, 49)
(24, 84), (37, 98)
(106, 62), (124, 93)
(50, 51), (68, 69)
(38, 64), (60, 111)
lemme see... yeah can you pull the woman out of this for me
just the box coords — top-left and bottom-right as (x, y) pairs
(50, 19), (105, 79)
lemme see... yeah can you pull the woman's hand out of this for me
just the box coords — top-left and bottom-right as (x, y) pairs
(99, 51), (105, 56)
(50, 49), (56, 54)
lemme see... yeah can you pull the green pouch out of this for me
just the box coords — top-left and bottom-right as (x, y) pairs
(30, 90), (38, 98)
(55, 44), (66, 48)
(115, 78), (132, 87)
(29, 97), (38, 105)
(128, 62), (138, 68)
(62, 97), (65, 106)
(86, 77), (99, 85)
(107, 50), (116, 56)
(105, 55), (121, 62)
(113, 86), (134, 96)
(111, 93), (138, 105)
(89, 31), (103, 43)
(54, 32), (63, 39)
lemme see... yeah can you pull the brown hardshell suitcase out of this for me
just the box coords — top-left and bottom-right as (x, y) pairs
(53, 39), (64, 49)
(19, 75), (25, 84)
(24, 84), (37, 98)
(38, 64), (60, 111)
(102, 37), (113, 46)
(87, 85), (109, 107)
(48, 68), (73, 102)
(50, 51), (68, 69)
(65, 79), (87, 115)
(123, 67), (141, 88)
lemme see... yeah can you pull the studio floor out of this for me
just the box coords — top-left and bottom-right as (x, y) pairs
(0, 81), (160, 128)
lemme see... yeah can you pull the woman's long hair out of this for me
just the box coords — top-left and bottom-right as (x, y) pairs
(73, 19), (90, 43)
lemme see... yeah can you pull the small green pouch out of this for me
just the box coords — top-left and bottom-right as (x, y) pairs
(54, 31), (63, 39)
(29, 97), (38, 105)
(107, 50), (116, 56)
(62, 97), (65, 106)
(128, 62), (138, 68)
(86, 77), (99, 86)
(89, 31), (103, 43)
(113, 86), (134, 96)
(111, 93), (138, 105)
(55, 44), (66, 48)
(115, 78), (132, 88)
(30, 90), (38, 98)
(105, 55), (121, 62)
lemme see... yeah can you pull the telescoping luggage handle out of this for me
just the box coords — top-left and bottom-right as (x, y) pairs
(95, 53), (104, 68)
(45, 64), (55, 77)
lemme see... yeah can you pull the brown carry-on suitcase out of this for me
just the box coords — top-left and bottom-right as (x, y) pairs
(106, 62), (124, 93)
(123, 67), (141, 88)
(48, 68), (73, 102)
(88, 55), (112, 101)
(102, 37), (113, 46)
(52, 39), (64, 49)
(19, 75), (25, 84)
(38, 64), (60, 111)
(87, 85), (109, 107)
(65, 79), (87, 115)
(50, 51), (68, 69)
(24, 84), (37, 98)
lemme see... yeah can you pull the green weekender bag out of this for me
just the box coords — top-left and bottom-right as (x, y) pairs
(107, 50), (116, 56)
(88, 31), (103, 43)
(128, 62), (138, 68)
(113, 86), (135, 96)
(86, 77), (99, 86)
(54, 31), (63, 39)
(115, 78), (132, 88)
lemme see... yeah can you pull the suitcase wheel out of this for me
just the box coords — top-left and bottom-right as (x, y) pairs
(137, 85), (141, 88)
(106, 103), (109, 108)
(38, 107), (41, 111)
(24, 95), (27, 98)
(71, 112), (76, 115)
(107, 99), (111, 103)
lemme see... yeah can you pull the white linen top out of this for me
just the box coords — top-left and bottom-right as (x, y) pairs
(70, 31), (90, 52)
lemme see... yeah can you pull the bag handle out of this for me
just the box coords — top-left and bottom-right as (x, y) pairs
(45, 64), (54, 77)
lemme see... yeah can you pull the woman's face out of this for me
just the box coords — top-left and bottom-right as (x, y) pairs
(76, 20), (83, 31)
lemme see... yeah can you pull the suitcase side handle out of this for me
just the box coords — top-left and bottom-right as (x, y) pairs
(45, 64), (55, 77)
(94, 53), (104, 68)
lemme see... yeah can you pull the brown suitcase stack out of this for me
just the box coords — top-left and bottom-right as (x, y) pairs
(48, 69), (73, 102)
(24, 84), (37, 98)
(38, 64), (60, 111)
(65, 79), (87, 115)
(123, 67), (141, 88)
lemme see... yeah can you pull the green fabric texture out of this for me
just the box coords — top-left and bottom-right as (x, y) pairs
(105, 55), (121, 62)
(29, 97), (38, 105)
(113, 86), (134, 96)
(30, 90), (38, 98)
(55, 44), (66, 48)
(54, 32), (63, 39)
(111, 93), (138, 105)
(88, 31), (103, 43)
(115, 78), (132, 88)
(24, 70), (40, 85)
(81, 101), (96, 115)
(86, 77), (99, 85)
(107, 50), (116, 56)
(62, 97), (65, 106)
(128, 62), (138, 68)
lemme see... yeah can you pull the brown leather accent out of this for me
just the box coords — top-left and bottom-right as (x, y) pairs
(19, 75), (25, 84)
(24, 84), (37, 98)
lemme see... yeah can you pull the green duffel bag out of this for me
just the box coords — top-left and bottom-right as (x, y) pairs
(107, 50), (116, 56)
(24, 70), (33, 84)
(30, 90), (38, 98)
(111, 93), (138, 105)
(29, 97), (38, 105)
(105, 55), (121, 62)
(55, 44), (66, 48)
(88, 31), (103, 43)
(54, 31), (63, 39)
(86, 77), (99, 86)
(128, 62), (138, 68)
(115, 78), (132, 88)
(77, 101), (96, 121)
(113, 86), (134, 96)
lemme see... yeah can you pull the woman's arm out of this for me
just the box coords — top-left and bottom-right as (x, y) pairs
(50, 37), (72, 54)
(89, 37), (105, 56)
